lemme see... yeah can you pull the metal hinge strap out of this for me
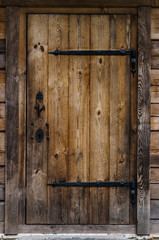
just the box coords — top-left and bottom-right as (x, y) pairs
(49, 48), (136, 76)
(48, 178), (136, 205)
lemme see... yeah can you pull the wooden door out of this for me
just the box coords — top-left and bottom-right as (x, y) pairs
(27, 13), (137, 225)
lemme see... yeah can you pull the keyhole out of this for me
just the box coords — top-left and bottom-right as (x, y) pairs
(36, 128), (44, 143)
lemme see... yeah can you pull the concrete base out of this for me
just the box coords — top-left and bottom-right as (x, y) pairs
(0, 234), (159, 240)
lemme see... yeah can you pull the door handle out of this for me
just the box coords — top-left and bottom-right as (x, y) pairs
(34, 91), (45, 116)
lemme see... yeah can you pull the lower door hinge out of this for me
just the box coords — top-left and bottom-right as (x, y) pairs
(48, 178), (136, 206)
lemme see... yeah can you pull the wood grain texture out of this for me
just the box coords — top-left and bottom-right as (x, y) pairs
(151, 150), (159, 167)
(151, 117), (159, 130)
(0, 103), (5, 131)
(151, 168), (159, 183)
(5, 6), (19, 234)
(151, 70), (159, 86)
(151, 220), (159, 233)
(27, 14), (48, 224)
(151, 200), (159, 219)
(68, 15), (90, 224)
(18, 224), (136, 234)
(0, 153), (4, 166)
(0, 71), (5, 102)
(0, 40), (5, 53)
(89, 14), (109, 225)
(109, 14), (131, 225)
(18, 10), (26, 225)
(0, 22), (5, 39)
(1, 0), (155, 7)
(137, 7), (151, 235)
(151, 104), (159, 116)
(0, 9), (6, 22)
(0, 53), (5, 69)
(0, 132), (5, 152)
(151, 9), (159, 40)
(150, 184), (159, 199)
(48, 14), (69, 224)
(0, 202), (4, 222)
(151, 132), (159, 150)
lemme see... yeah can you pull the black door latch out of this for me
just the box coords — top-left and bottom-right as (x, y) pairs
(34, 91), (45, 117)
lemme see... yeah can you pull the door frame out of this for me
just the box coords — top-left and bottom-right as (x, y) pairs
(5, 6), (151, 235)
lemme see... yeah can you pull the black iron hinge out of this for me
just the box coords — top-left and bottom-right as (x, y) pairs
(49, 48), (136, 77)
(48, 178), (136, 206)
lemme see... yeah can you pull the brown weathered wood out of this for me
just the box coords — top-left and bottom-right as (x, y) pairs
(0, 9), (6, 22)
(151, 168), (159, 183)
(151, 41), (159, 69)
(151, 220), (159, 233)
(151, 104), (159, 117)
(109, 14), (130, 225)
(68, 14), (90, 224)
(27, 14), (48, 224)
(151, 92), (159, 103)
(130, 12), (137, 225)
(18, 11), (26, 225)
(137, 7), (151, 235)
(5, 6), (19, 235)
(0, 132), (5, 153)
(18, 224), (136, 234)
(0, 202), (4, 222)
(151, 9), (159, 40)
(89, 14), (109, 225)
(151, 132), (159, 150)
(0, 53), (5, 69)
(151, 150), (159, 167)
(150, 184), (159, 199)
(2, 0), (155, 7)
(47, 14), (69, 224)
(0, 153), (4, 166)
(0, 70), (5, 102)
(151, 200), (159, 219)
(0, 103), (5, 131)
(0, 40), (5, 53)
(0, 22), (5, 39)
(151, 70), (159, 86)
(151, 117), (159, 130)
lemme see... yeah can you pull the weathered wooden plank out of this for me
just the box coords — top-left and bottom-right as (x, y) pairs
(89, 14), (109, 225)
(151, 132), (159, 150)
(151, 168), (159, 183)
(137, 7), (151, 235)
(0, 53), (5, 69)
(152, 57), (159, 69)
(0, 202), (4, 222)
(151, 117), (159, 130)
(151, 200), (159, 219)
(129, 12), (137, 225)
(0, 40), (5, 53)
(0, 153), (4, 166)
(0, 132), (5, 152)
(18, 11), (26, 225)
(0, 103), (5, 131)
(27, 14), (48, 224)
(151, 9), (159, 40)
(5, 6), (19, 234)
(47, 14), (69, 224)
(151, 41), (159, 57)
(68, 15), (90, 224)
(18, 224), (136, 234)
(0, 70), (5, 102)
(151, 92), (159, 103)
(2, 0), (155, 7)
(151, 220), (159, 233)
(0, 167), (4, 184)
(0, 9), (6, 22)
(151, 70), (159, 86)
(0, 22), (5, 39)
(150, 184), (159, 199)
(151, 104), (159, 117)
(109, 14), (130, 225)
(151, 150), (159, 167)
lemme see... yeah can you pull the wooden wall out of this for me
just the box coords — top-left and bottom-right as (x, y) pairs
(0, 5), (159, 234)
(150, 8), (159, 232)
(0, 7), (5, 232)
